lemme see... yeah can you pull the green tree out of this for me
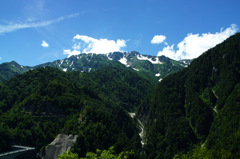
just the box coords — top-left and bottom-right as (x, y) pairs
(174, 145), (232, 159)
(58, 147), (134, 159)
(58, 151), (80, 159)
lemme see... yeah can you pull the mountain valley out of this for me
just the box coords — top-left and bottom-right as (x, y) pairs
(0, 33), (240, 158)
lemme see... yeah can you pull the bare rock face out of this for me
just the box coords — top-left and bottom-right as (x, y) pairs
(42, 134), (78, 159)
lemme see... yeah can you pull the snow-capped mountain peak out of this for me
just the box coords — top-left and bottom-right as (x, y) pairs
(0, 51), (191, 83)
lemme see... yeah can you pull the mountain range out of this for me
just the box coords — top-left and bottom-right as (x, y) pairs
(0, 51), (190, 84)
(0, 33), (239, 158)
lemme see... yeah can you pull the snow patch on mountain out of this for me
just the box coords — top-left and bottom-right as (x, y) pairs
(137, 55), (163, 64)
(119, 57), (128, 66)
(155, 73), (160, 77)
(132, 68), (139, 71)
(59, 60), (63, 67)
(63, 68), (67, 72)
(129, 112), (136, 118)
(70, 61), (74, 67)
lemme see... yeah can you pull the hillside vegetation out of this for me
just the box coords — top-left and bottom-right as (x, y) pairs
(0, 33), (240, 158)
(142, 32), (240, 158)
(0, 66), (152, 157)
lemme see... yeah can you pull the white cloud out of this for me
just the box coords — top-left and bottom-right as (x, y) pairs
(151, 35), (166, 44)
(63, 35), (127, 57)
(0, 13), (80, 34)
(157, 44), (175, 58)
(41, 40), (49, 48)
(164, 42), (168, 45)
(157, 24), (238, 60)
(63, 49), (80, 57)
(0, 57), (2, 60)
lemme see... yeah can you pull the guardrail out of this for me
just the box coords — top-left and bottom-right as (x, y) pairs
(0, 145), (35, 159)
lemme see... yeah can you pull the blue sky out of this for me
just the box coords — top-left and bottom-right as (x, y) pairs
(0, 0), (239, 66)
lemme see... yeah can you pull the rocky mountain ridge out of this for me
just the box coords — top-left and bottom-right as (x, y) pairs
(0, 51), (190, 84)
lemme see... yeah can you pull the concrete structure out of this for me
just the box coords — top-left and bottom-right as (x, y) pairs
(42, 134), (78, 159)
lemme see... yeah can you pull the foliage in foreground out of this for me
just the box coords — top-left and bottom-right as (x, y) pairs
(174, 145), (233, 159)
(58, 146), (134, 159)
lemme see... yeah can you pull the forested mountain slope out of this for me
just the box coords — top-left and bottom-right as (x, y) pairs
(141, 33), (240, 158)
(68, 65), (153, 111)
(0, 66), (152, 157)
(0, 61), (30, 83)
